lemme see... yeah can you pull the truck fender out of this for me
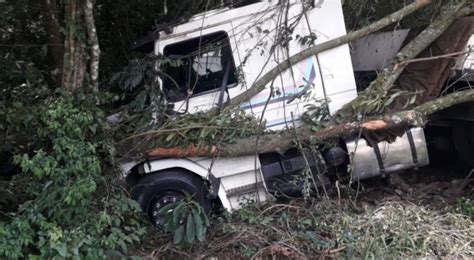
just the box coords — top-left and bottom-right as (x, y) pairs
(132, 158), (233, 211)
(142, 158), (209, 177)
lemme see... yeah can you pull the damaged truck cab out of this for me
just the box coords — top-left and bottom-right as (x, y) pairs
(122, 0), (472, 225)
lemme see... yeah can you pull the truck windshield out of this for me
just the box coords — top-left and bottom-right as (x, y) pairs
(161, 31), (237, 102)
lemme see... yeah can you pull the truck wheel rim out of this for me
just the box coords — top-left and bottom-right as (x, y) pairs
(150, 191), (183, 226)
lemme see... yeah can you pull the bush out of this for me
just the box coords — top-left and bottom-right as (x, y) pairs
(160, 196), (210, 248)
(0, 94), (146, 259)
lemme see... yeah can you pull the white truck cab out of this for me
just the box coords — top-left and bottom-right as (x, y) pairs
(122, 0), (452, 225)
(156, 0), (357, 124)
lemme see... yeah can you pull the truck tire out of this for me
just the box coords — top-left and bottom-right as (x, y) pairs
(452, 121), (474, 167)
(131, 170), (211, 226)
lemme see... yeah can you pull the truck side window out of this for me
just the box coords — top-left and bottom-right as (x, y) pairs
(161, 31), (237, 102)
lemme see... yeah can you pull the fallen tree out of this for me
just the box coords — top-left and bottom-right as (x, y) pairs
(132, 87), (474, 158)
(118, 0), (474, 160)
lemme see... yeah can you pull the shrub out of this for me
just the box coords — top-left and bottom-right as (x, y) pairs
(0, 94), (146, 259)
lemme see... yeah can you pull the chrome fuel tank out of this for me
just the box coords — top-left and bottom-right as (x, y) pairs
(345, 128), (429, 180)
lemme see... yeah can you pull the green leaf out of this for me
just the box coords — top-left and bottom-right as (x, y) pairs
(201, 210), (210, 228)
(165, 133), (175, 143)
(54, 245), (67, 258)
(185, 214), (196, 243)
(118, 240), (128, 254)
(193, 209), (205, 241)
(173, 203), (185, 224)
(105, 250), (124, 258)
(174, 225), (185, 245)
(158, 201), (179, 215)
(384, 92), (403, 107)
(88, 124), (97, 134)
(164, 213), (176, 233)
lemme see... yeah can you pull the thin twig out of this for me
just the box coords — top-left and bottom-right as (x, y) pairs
(121, 125), (249, 141)
(399, 48), (473, 65)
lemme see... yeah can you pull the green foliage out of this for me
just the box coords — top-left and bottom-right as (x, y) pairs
(0, 59), (51, 149)
(301, 98), (330, 132)
(110, 53), (264, 151)
(0, 95), (146, 259)
(159, 197), (210, 247)
(351, 85), (419, 116)
(109, 55), (167, 135)
(148, 108), (265, 149)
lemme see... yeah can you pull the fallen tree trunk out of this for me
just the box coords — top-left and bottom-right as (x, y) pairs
(205, 0), (432, 116)
(139, 89), (474, 158)
(219, 89), (474, 157)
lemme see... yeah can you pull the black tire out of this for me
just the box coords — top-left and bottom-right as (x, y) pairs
(131, 169), (211, 226)
(452, 121), (474, 167)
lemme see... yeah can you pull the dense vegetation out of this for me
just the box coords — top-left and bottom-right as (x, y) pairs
(0, 0), (245, 258)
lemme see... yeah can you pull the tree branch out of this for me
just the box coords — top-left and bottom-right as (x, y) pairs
(399, 49), (472, 66)
(334, 0), (468, 118)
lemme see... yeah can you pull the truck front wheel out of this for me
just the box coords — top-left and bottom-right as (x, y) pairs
(131, 170), (211, 226)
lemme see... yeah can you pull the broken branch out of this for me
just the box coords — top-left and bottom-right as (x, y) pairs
(335, 0), (468, 118)
(398, 48), (473, 66)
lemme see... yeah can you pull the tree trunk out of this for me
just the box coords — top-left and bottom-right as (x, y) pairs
(61, 0), (99, 92)
(84, 0), (100, 92)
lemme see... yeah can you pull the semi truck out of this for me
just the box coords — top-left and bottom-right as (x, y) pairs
(121, 0), (474, 225)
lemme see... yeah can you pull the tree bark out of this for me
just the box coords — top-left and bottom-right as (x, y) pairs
(84, 0), (100, 92)
(62, 0), (82, 91)
(205, 0), (432, 116)
(61, 0), (99, 92)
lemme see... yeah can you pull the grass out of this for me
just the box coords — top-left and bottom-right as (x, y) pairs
(136, 199), (473, 259)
